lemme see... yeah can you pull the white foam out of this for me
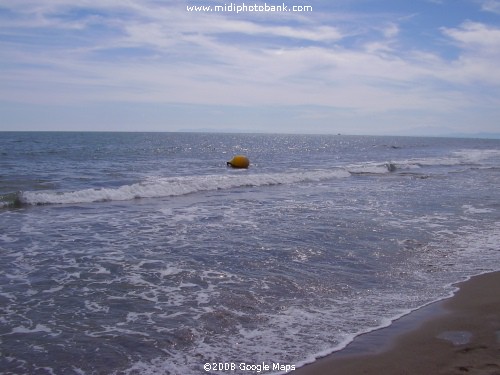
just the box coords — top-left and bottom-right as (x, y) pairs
(126, 312), (155, 324)
(84, 301), (110, 313)
(462, 204), (494, 214)
(92, 266), (110, 274)
(85, 326), (150, 338)
(117, 220), (500, 375)
(158, 266), (184, 278)
(452, 149), (500, 163)
(20, 169), (351, 206)
(346, 162), (394, 174)
(42, 285), (64, 293)
(3, 145), (500, 375)
(343, 148), (499, 175)
(398, 148), (500, 169)
(72, 367), (87, 375)
(37, 367), (57, 375)
(9, 147), (500, 209)
(12, 324), (54, 334)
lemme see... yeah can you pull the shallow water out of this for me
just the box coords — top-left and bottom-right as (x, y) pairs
(0, 132), (499, 374)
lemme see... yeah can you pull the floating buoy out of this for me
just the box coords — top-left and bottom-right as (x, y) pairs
(227, 155), (250, 169)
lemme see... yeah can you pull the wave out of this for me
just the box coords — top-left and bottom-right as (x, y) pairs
(346, 162), (399, 174)
(404, 148), (500, 167)
(341, 148), (500, 175)
(15, 169), (351, 206)
(4, 148), (499, 208)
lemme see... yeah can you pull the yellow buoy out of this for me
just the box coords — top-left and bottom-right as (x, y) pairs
(227, 155), (250, 169)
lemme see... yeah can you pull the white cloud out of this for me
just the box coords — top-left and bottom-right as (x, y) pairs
(1, 1), (500, 134)
(442, 20), (500, 51)
(381, 22), (400, 38)
(440, 21), (500, 85)
(480, 0), (500, 14)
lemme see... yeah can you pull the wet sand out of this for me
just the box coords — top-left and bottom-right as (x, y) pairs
(292, 271), (500, 375)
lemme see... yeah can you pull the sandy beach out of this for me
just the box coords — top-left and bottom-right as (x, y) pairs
(292, 271), (500, 375)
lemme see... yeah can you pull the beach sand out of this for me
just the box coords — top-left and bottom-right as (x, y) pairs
(292, 271), (500, 375)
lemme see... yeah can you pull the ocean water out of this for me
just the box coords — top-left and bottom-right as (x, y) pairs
(0, 132), (499, 375)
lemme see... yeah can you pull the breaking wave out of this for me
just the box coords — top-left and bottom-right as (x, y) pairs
(18, 169), (351, 206)
(4, 148), (499, 208)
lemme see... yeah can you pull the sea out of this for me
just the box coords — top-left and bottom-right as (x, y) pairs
(0, 131), (499, 375)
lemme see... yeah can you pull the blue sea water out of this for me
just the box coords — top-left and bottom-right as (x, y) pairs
(0, 132), (499, 374)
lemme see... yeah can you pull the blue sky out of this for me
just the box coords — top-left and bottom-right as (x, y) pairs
(1, 0), (500, 135)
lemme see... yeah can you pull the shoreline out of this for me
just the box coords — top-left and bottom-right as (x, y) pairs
(291, 271), (500, 375)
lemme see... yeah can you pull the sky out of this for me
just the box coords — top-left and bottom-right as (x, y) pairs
(1, 0), (500, 136)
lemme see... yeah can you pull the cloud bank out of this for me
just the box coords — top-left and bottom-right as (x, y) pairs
(1, 0), (499, 135)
